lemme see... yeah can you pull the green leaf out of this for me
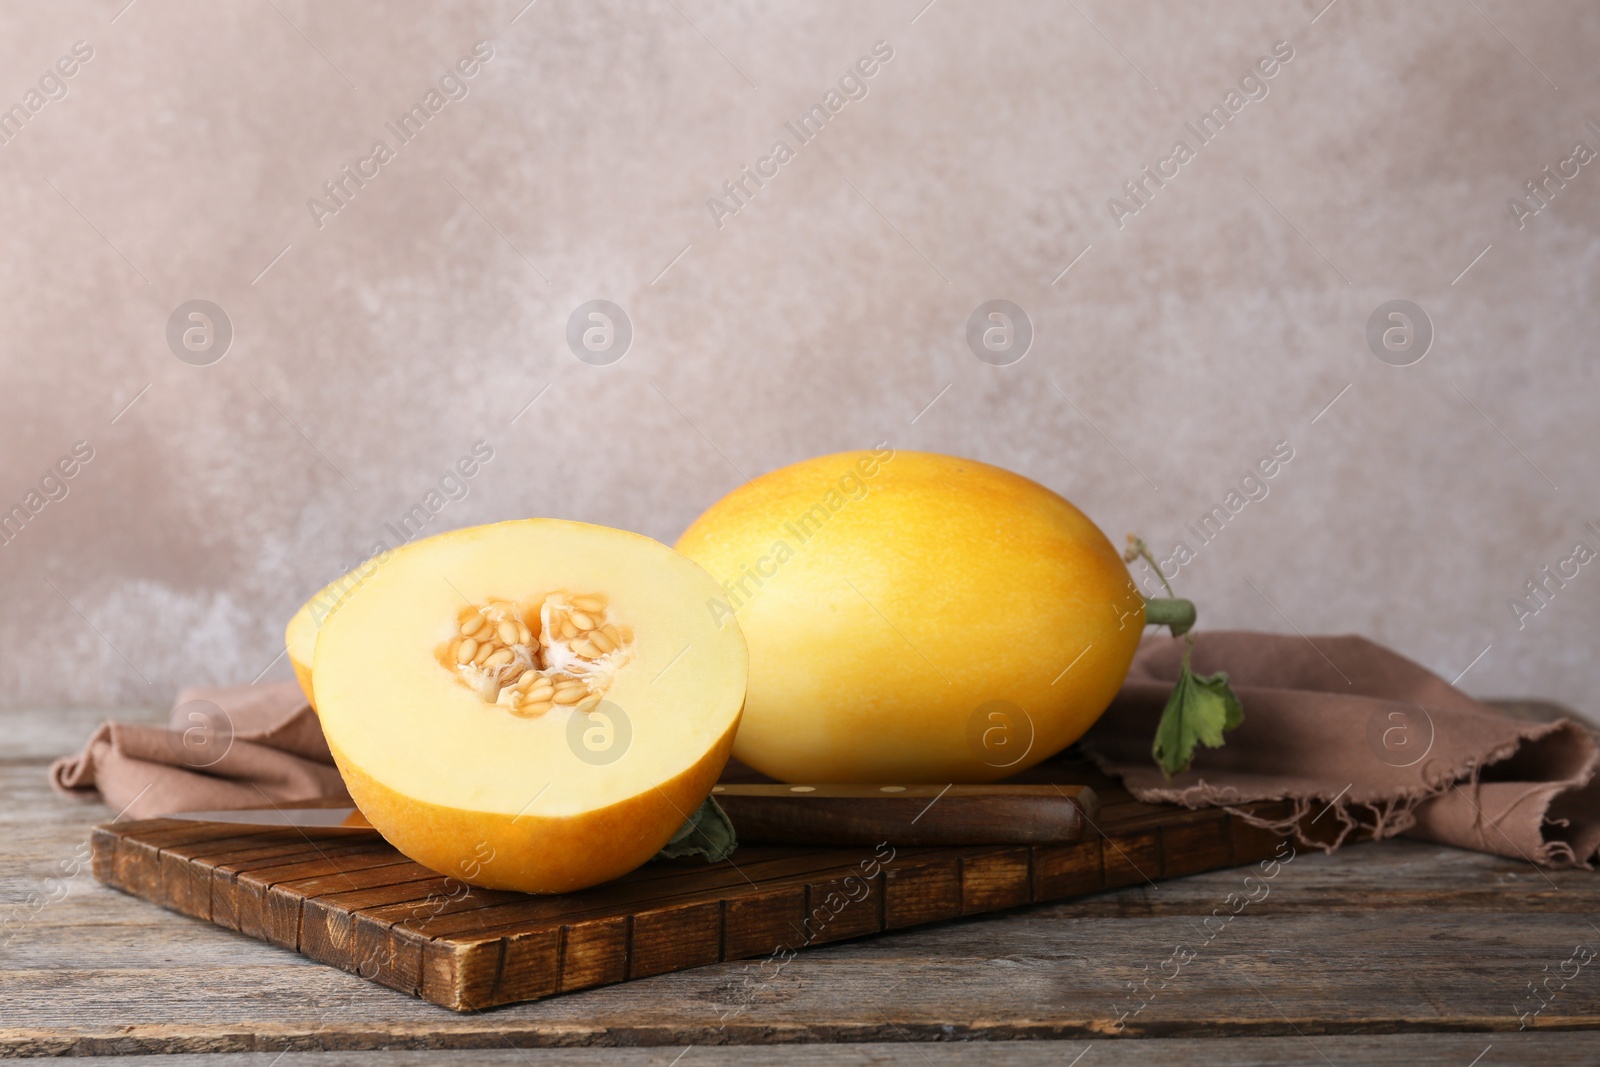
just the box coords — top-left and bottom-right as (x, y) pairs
(1151, 649), (1244, 778)
(656, 796), (738, 862)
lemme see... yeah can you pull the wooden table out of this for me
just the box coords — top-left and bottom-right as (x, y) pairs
(5, 705), (1599, 1064)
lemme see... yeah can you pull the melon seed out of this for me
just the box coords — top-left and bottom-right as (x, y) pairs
(442, 591), (631, 719)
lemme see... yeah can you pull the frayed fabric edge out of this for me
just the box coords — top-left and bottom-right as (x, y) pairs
(1086, 716), (1600, 868)
(1222, 794), (1426, 856)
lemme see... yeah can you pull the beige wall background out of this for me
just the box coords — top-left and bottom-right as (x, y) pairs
(1, 0), (1596, 717)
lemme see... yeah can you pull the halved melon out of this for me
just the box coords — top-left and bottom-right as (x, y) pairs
(311, 519), (747, 894)
(286, 572), (367, 707)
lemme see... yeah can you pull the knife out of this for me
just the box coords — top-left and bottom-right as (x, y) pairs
(163, 783), (1096, 847)
(710, 783), (1095, 846)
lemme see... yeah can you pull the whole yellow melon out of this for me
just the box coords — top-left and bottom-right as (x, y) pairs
(675, 449), (1144, 783)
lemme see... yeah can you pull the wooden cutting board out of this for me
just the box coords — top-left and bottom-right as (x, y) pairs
(90, 755), (1316, 1012)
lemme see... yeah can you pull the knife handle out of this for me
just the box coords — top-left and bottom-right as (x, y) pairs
(710, 784), (1097, 847)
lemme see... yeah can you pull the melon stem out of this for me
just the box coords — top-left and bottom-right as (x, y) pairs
(1142, 597), (1196, 638)
(1123, 533), (1243, 778)
(1123, 535), (1196, 639)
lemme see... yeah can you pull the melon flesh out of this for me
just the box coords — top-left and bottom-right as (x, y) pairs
(310, 519), (747, 894)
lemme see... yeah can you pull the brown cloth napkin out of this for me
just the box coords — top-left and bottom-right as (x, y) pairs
(1082, 632), (1600, 868)
(52, 634), (1600, 868)
(50, 681), (347, 819)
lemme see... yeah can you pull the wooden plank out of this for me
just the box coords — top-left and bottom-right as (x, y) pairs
(1101, 828), (1162, 889)
(14, 1033), (1600, 1066)
(87, 826), (119, 885)
(1161, 812), (1234, 877)
(493, 926), (563, 1005)
(628, 899), (724, 979)
(960, 848), (1032, 913)
(882, 854), (963, 930)
(722, 885), (806, 960)
(1031, 838), (1103, 900)
(556, 915), (630, 993)
(106, 820), (228, 894)
(803, 873), (883, 946)
(356, 912), (433, 996)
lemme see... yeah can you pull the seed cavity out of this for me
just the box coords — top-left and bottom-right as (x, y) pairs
(438, 592), (633, 718)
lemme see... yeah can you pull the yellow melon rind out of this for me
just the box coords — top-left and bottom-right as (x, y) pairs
(328, 715), (738, 894)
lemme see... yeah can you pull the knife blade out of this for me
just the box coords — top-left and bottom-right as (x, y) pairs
(162, 782), (1097, 847)
(164, 806), (374, 829)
